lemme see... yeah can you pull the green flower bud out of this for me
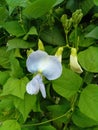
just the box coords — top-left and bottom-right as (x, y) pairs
(61, 14), (72, 34)
(61, 14), (67, 27)
(38, 39), (45, 51)
(55, 7), (64, 17)
(72, 9), (83, 27)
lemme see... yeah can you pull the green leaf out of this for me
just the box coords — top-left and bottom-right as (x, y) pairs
(69, 28), (95, 47)
(69, 125), (85, 130)
(79, 0), (94, 15)
(78, 84), (98, 122)
(23, 0), (56, 19)
(0, 98), (13, 112)
(83, 72), (94, 85)
(0, 71), (10, 85)
(0, 120), (21, 130)
(66, 0), (94, 15)
(6, 0), (30, 15)
(0, 98), (14, 121)
(13, 94), (37, 121)
(40, 26), (65, 45)
(47, 104), (69, 122)
(78, 46), (98, 72)
(21, 127), (40, 130)
(85, 26), (98, 39)
(23, 26), (38, 40)
(79, 38), (94, 47)
(39, 126), (56, 130)
(94, 127), (98, 130)
(10, 56), (24, 78)
(3, 21), (26, 37)
(0, 7), (8, 27)
(53, 0), (64, 7)
(72, 108), (98, 128)
(53, 67), (82, 99)
(94, 0), (98, 5)
(0, 47), (10, 69)
(0, 0), (6, 6)
(7, 38), (35, 50)
(2, 77), (29, 99)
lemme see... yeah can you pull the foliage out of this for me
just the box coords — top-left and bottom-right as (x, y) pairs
(0, 0), (98, 130)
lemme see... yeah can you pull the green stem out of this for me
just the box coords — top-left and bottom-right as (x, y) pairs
(65, 32), (69, 45)
(18, 7), (26, 33)
(74, 26), (78, 49)
(21, 109), (72, 127)
(22, 93), (79, 128)
(63, 94), (78, 130)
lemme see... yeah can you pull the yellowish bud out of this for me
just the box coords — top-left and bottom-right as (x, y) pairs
(71, 47), (77, 56)
(70, 48), (83, 74)
(38, 39), (45, 51)
(55, 47), (64, 62)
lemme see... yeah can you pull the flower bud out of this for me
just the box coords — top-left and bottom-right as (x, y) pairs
(61, 14), (67, 27)
(38, 39), (45, 51)
(61, 14), (72, 34)
(72, 9), (83, 27)
(55, 47), (64, 62)
(70, 48), (83, 74)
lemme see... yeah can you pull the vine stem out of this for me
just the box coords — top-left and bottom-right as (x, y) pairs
(22, 93), (79, 128)
(74, 25), (78, 49)
(65, 32), (69, 45)
(21, 109), (72, 127)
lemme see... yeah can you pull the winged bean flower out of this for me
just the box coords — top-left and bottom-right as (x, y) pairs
(70, 48), (83, 74)
(26, 50), (62, 98)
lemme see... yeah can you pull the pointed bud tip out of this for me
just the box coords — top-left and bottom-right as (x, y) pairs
(38, 39), (45, 51)
(55, 47), (64, 62)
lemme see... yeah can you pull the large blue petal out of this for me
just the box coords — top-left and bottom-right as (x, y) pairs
(26, 50), (48, 73)
(26, 75), (39, 95)
(26, 50), (62, 80)
(42, 56), (62, 80)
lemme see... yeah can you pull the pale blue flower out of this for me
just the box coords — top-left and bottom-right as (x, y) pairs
(26, 50), (62, 98)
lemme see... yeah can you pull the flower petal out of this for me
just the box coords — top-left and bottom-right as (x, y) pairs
(37, 75), (46, 98)
(70, 55), (83, 74)
(42, 56), (62, 80)
(26, 50), (62, 80)
(39, 83), (46, 98)
(26, 75), (39, 95)
(26, 50), (48, 73)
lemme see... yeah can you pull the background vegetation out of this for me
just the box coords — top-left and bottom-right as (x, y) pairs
(0, 0), (98, 130)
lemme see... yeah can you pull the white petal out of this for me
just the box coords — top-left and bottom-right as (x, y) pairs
(39, 83), (46, 98)
(41, 56), (62, 80)
(26, 76), (39, 95)
(35, 74), (46, 98)
(70, 55), (83, 74)
(26, 50), (48, 73)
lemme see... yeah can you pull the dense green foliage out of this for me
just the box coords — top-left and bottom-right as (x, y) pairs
(0, 0), (98, 130)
